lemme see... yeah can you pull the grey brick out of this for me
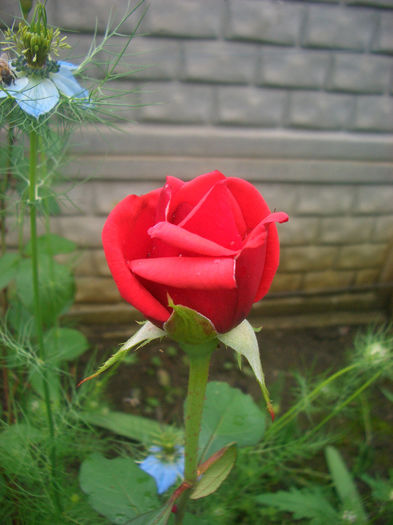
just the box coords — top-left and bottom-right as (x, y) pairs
(183, 41), (258, 83)
(254, 183), (298, 216)
(296, 185), (354, 215)
(269, 273), (302, 293)
(139, 82), (213, 124)
(356, 185), (393, 214)
(330, 54), (392, 93)
(289, 92), (353, 129)
(226, 0), (303, 45)
(56, 182), (94, 216)
(92, 181), (160, 215)
(373, 13), (393, 53)
(304, 5), (377, 50)
(50, 0), (141, 32)
(69, 251), (94, 277)
(141, 0), (223, 38)
(53, 216), (104, 248)
(63, 34), (99, 71)
(374, 215), (393, 242)
(280, 246), (338, 271)
(103, 37), (181, 80)
(346, 0), (393, 8)
(337, 244), (387, 269)
(259, 48), (330, 89)
(91, 250), (111, 277)
(217, 87), (286, 126)
(354, 96), (393, 132)
(93, 81), (141, 121)
(278, 217), (320, 246)
(303, 270), (354, 290)
(355, 269), (380, 286)
(0, 0), (20, 26)
(75, 277), (120, 303)
(320, 217), (374, 244)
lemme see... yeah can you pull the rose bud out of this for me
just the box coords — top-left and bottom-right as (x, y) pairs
(102, 170), (288, 334)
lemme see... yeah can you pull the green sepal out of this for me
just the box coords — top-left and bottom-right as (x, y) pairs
(78, 321), (165, 386)
(190, 443), (237, 500)
(218, 320), (274, 420)
(164, 297), (218, 345)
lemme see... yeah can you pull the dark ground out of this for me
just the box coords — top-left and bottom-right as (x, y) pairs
(94, 324), (361, 424)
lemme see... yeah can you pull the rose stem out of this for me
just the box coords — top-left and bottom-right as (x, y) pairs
(29, 130), (62, 515)
(175, 342), (214, 524)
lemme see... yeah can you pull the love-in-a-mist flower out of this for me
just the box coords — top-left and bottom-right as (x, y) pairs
(0, 58), (88, 118)
(0, 2), (88, 118)
(139, 445), (184, 494)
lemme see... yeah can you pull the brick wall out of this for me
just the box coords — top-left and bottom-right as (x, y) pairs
(2, 0), (393, 327)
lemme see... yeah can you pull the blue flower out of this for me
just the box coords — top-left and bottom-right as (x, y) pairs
(0, 60), (89, 118)
(139, 445), (184, 494)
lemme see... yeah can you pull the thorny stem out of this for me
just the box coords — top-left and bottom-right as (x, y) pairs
(29, 130), (62, 515)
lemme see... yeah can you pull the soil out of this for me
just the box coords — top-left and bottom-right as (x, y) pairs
(91, 324), (362, 424)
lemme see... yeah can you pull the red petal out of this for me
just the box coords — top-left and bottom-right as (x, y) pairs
(129, 257), (236, 290)
(179, 181), (243, 249)
(226, 178), (272, 229)
(168, 170), (226, 224)
(102, 192), (170, 323)
(156, 176), (184, 222)
(245, 212), (289, 250)
(148, 222), (238, 257)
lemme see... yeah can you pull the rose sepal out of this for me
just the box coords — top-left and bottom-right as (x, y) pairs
(217, 319), (274, 420)
(164, 298), (218, 354)
(78, 321), (165, 386)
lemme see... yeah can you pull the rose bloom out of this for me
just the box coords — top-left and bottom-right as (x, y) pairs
(102, 170), (288, 334)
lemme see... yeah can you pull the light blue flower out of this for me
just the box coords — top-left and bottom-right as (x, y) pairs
(139, 445), (184, 494)
(0, 60), (89, 118)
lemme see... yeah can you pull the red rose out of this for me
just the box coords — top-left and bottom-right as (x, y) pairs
(102, 170), (288, 334)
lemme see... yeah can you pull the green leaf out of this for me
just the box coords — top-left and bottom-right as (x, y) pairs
(7, 297), (35, 337)
(191, 444), (237, 500)
(325, 446), (368, 523)
(44, 327), (89, 363)
(79, 453), (159, 524)
(218, 320), (273, 418)
(126, 503), (173, 525)
(256, 488), (338, 523)
(0, 252), (20, 290)
(24, 234), (76, 256)
(199, 382), (265, 462)
(82, 410), (181, 446)
(78, 322), (165, 385)
(15, 255), (75, 326)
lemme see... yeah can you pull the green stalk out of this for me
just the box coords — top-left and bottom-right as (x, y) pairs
(28, 130), (62, 514)
(264, 363), (358, 440)
(300, 370), (382, 441)
(1, 125), (15, 423)
(175, 343), (214, 524)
